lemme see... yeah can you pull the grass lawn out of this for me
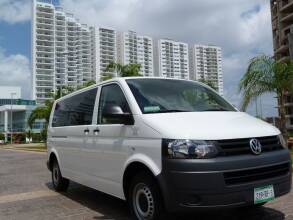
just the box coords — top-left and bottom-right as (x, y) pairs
(15, 145), (47, 152)
(1, 143), (47, 152)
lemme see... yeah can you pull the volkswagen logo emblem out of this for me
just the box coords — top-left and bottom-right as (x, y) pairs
(249, 139), (262, 155)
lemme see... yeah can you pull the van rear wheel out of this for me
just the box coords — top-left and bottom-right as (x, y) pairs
(128, 173), (166, 220)
(52, 160), (69, 192)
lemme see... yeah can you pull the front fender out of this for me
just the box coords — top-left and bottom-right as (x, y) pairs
(123, 153), (162, 177)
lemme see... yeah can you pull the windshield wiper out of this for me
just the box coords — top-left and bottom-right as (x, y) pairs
(201, 108), (230, 112)
(156, 109), (190, 113)
(144, 109), (190, 114)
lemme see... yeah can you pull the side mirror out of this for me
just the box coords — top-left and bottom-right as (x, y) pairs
(102, 105), (134, 125)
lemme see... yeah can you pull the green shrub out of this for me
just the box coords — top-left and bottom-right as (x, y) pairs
(0, 133), (4, 140)
(40, 128), (47, 142)
(31, 133), (42, 143)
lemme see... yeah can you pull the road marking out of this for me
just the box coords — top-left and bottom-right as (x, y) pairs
(0, 190), (59, 204)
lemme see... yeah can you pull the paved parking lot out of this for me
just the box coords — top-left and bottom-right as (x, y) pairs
(0, 148), (293, 220)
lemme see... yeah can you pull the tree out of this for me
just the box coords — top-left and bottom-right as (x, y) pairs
(0, 133), (4, 141)
(25, 130), (32, 143)
(103, 62), (142, 80)
(239, 55), (293, 140)
(198, 78), (217, 91)
(77, 80), (96, 90)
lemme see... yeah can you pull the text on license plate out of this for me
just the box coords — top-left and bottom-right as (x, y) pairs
(254, 185), (275, 204)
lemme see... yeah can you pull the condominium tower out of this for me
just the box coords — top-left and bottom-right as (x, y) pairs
(189, 44), (223, 96)
(32, 0), (96, 104)
(155, 39), (189, 79)
(91, 27), (117, 81)
(270, 0), (293, 130)
(32, 0), (224, 105)
(117, 31), (154, 76)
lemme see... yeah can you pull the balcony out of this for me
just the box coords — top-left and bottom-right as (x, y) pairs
(36, 16), (54, 23)
(275, 43), (289, 54)
(279, 56), (291, 62)
(281, 13), (293, 24)
(281, 0), (293, 12)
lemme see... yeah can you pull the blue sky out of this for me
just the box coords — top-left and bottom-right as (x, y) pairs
(0, 21), (31, 58)
(0, 0), (277, 117)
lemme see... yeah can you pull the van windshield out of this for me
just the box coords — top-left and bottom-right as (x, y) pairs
(126, 79), (236, 114)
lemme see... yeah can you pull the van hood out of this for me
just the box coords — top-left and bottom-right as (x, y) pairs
(141, 112), (280, 140)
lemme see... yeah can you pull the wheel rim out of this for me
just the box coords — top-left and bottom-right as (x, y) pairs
(133, 183), (154, 220)
(52, 164), (59, 185)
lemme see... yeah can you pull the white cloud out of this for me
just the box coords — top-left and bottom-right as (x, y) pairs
(0, 49), (31, 99)
(0, 0), (277, 116)
(0, 0), (31, 24)
(60, 0), (276, 116)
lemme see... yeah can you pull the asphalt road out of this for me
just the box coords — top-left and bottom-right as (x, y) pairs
(0, 148), (292, 220)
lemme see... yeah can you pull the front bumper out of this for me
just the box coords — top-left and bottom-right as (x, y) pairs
(157, 149), (292, 212)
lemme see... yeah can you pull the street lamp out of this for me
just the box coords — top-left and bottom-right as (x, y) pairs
(10, 92), (17, 145)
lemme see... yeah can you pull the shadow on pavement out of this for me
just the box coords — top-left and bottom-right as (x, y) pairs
(46, 182), (286, 220)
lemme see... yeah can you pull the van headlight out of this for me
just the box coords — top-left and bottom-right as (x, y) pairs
(162, 139), (219, 159)
(278, 134), (287, 148)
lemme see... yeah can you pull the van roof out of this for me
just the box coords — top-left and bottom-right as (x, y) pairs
(104, 76), (199, 83)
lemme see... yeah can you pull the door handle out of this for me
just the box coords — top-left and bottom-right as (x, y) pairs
(84, 128), (90, 135)
(93, 128), (100, 135)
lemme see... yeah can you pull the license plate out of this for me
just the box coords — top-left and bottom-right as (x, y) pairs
(254, 185), (275, 204)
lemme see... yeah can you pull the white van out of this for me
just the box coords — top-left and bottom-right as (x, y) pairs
(47, 77), (291, 220)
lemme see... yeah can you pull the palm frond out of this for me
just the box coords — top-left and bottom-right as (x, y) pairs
(239, 55), (276, 111)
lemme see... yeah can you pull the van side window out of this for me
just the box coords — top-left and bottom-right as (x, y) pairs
(98, 84), (131, 124)
(52, 88), (98, 127)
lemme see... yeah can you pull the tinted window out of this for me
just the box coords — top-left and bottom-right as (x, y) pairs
(98, 84), (131, 124)
(126, 79), (235, 114)
(52, 88), (98, 127)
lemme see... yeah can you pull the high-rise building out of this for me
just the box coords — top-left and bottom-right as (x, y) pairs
(117, 31), (154, 76)
(32, 0), (224, 106)
(32, 0), (96, 104)
(154, 39), (189, 79)
(270, 0), (293, 131)
(189, 44), (223, 96)
(91, 27), (117, 81)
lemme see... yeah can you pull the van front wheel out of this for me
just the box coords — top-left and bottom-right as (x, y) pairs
(128, 173), (165, 220)
(52, 160), (69, 192)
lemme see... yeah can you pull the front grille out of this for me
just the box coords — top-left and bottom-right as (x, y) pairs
(223, 162), (290, 185)
(217, 136), (283, 156)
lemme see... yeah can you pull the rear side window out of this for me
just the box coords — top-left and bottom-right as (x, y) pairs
(52, 88), (98, 127)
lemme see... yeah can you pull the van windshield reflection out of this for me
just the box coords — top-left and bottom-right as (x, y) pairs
(126, 79), (236, 114)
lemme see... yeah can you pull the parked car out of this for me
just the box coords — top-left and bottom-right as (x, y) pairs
(47, 77), (292, 220)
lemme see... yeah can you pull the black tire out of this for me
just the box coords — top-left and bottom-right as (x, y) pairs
(128, 173), (166, 220)
(51, 159), (69, 192)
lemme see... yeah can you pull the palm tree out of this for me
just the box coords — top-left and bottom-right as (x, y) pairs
(77, 80), (96, 90)
(103, 62), (142, 80)
(239, 55), (293, 140)
(27, 99), (53, 130)
(198, 78), (217, 91)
